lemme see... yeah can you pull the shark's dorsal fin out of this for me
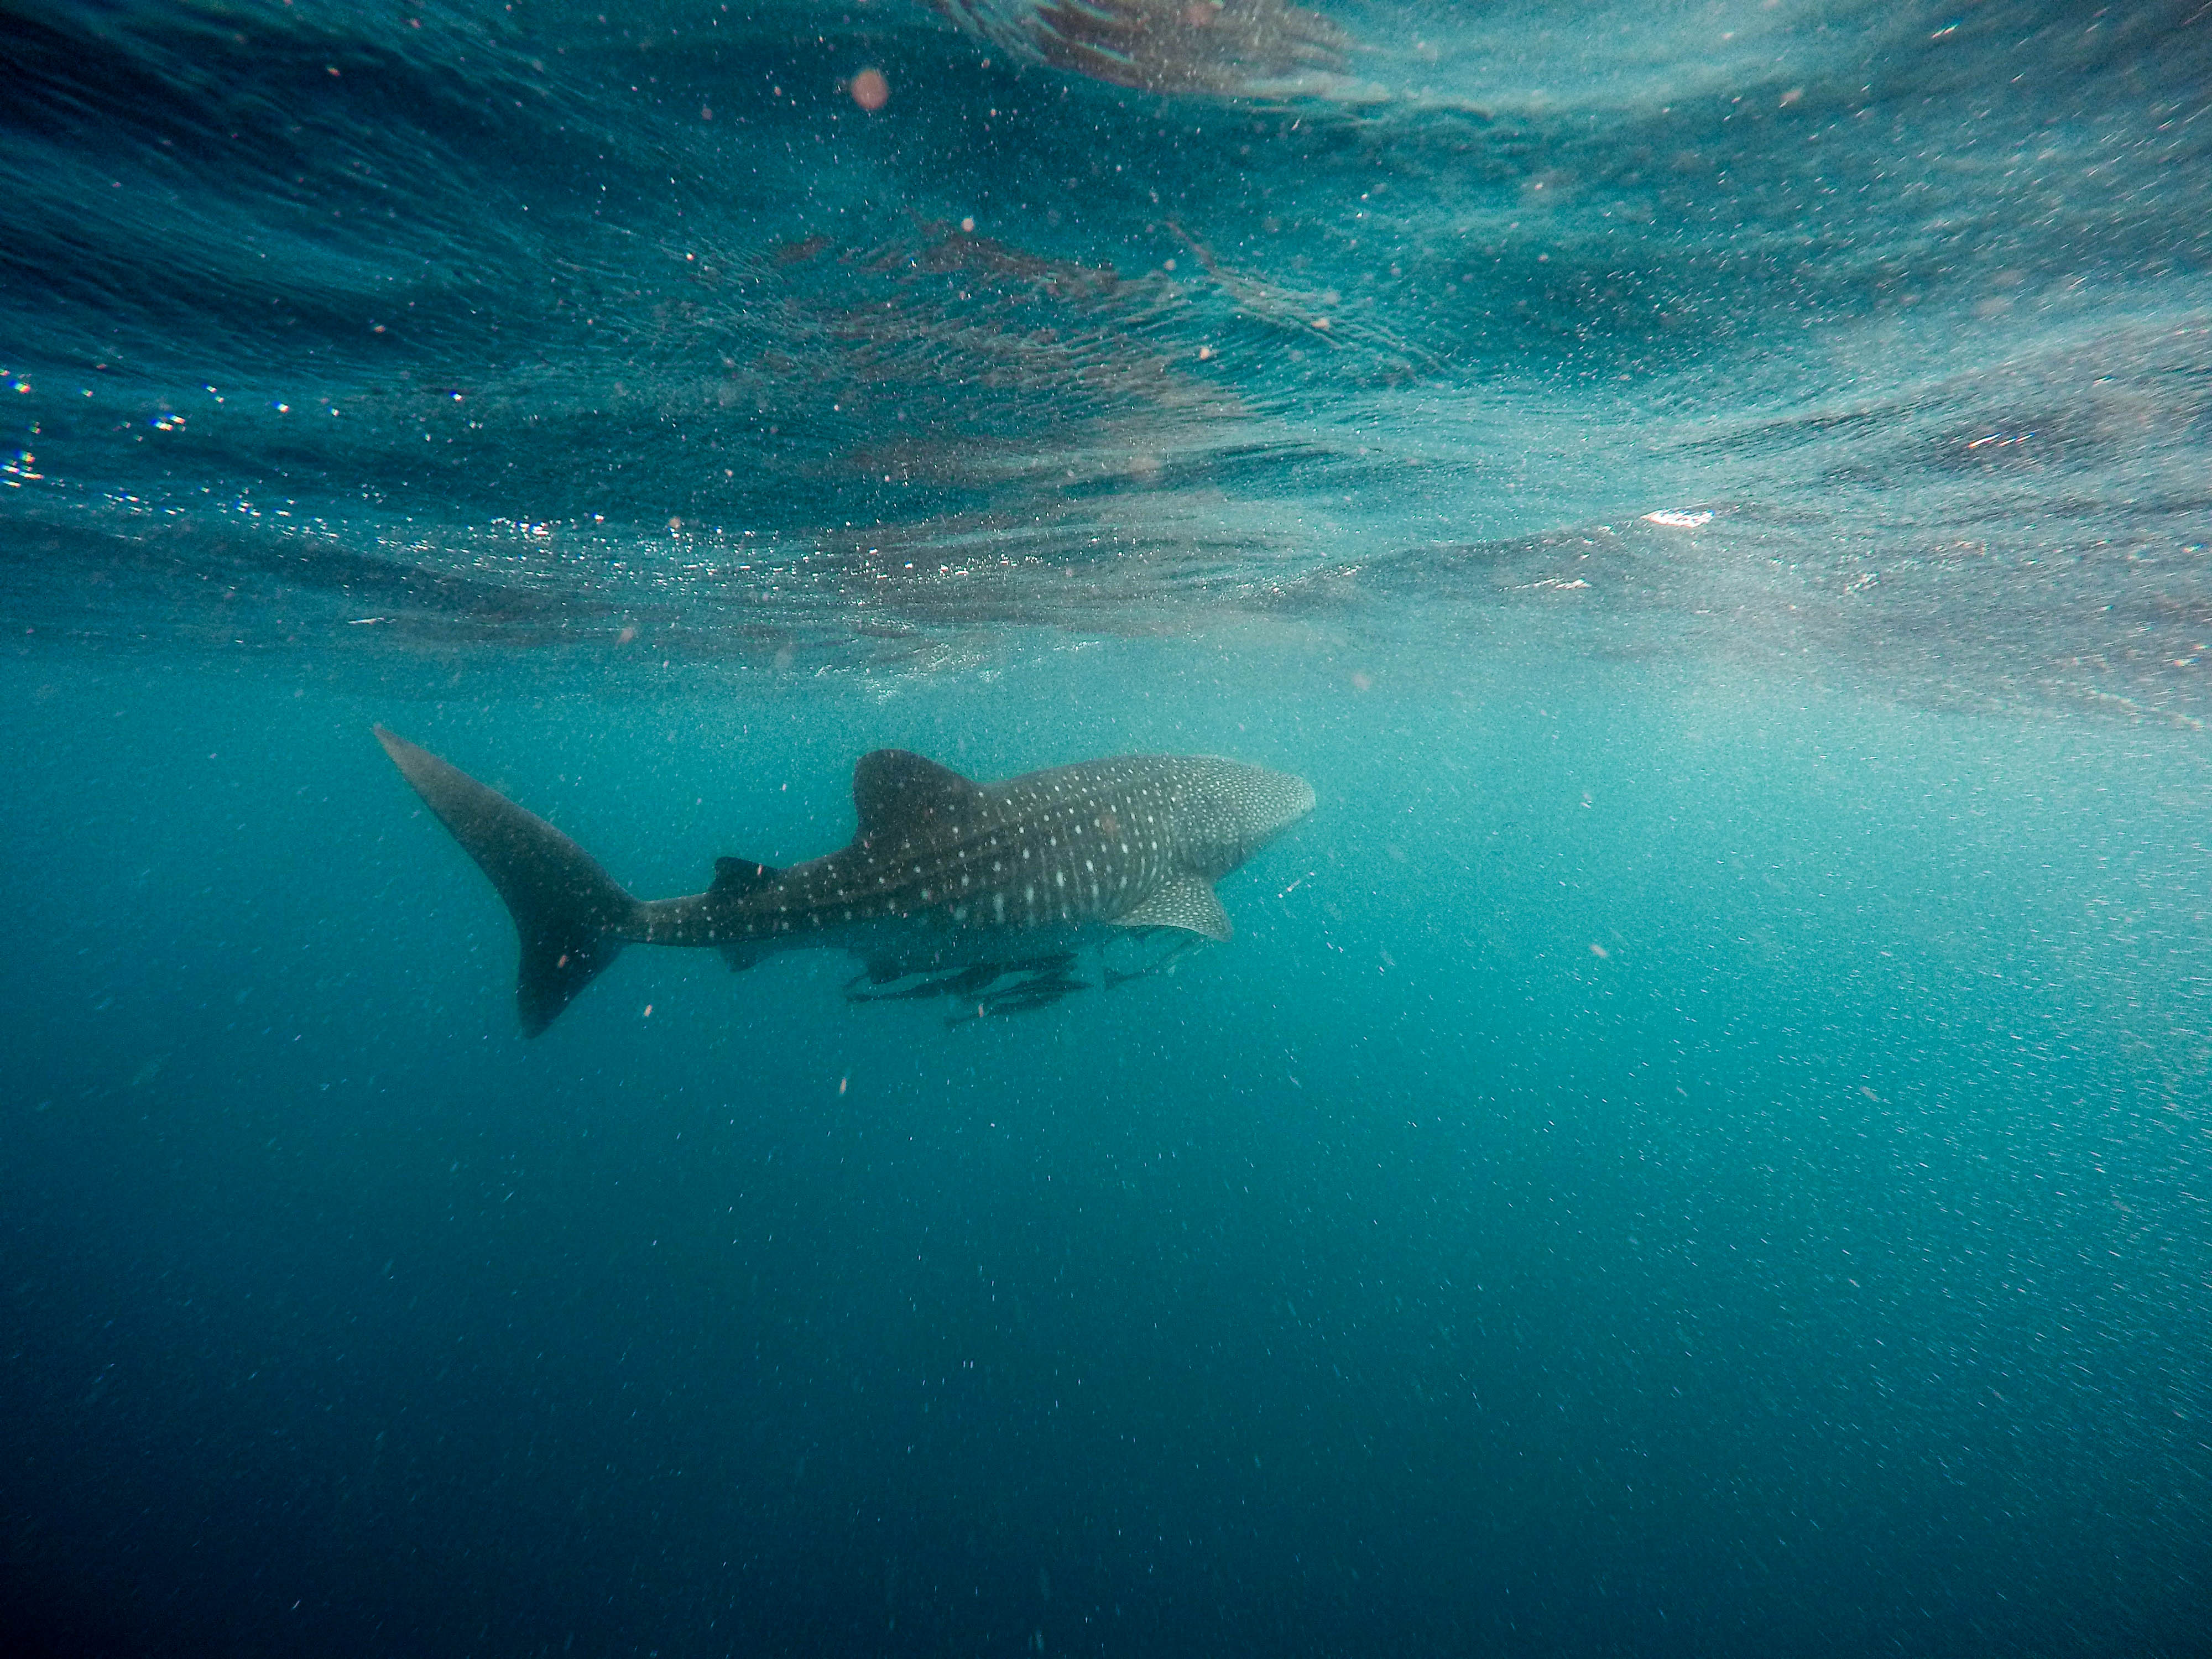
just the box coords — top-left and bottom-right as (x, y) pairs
(852, 749), (986, 844)
(1113, 875), (1232, 942)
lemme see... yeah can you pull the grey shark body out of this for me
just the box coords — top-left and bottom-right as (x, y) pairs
(375, 728), (1314, 1034)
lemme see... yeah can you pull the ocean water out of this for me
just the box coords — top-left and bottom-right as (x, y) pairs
(4, 2), (2211, 1655)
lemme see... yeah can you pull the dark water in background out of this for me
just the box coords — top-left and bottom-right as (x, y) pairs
(4, 2), (2211, 1654)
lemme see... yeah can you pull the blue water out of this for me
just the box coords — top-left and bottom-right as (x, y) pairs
(6, 2), (2211, 1654)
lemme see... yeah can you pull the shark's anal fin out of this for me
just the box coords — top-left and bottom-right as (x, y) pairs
(1112, 876), (1232, 942)
(852, 750), (987, 846)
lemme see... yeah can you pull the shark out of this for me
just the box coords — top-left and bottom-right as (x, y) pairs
(374, 728), (1314, 1035)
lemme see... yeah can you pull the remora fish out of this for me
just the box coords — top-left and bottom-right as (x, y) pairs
(374, 728), (1314, 1035)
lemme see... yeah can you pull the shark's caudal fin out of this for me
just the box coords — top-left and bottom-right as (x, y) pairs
(374, 728), (644, 1036)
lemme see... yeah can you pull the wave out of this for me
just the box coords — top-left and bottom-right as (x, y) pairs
(2, 0), (2209, 717)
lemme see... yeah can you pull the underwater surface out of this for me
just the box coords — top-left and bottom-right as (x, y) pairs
(4, 1), (2211, 1653)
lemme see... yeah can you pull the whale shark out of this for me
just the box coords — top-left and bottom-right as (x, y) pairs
(374, 728), (1315, 1034)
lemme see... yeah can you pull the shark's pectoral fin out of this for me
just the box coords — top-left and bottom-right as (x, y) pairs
(1112, 876), (1232, 942)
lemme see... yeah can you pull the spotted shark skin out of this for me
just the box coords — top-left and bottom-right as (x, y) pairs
(374, 729), (1314, 1035)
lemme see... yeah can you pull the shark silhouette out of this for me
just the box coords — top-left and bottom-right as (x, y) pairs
(375, 728), (1314, 1034)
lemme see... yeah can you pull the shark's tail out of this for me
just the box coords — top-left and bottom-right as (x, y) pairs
(375, 728), (644, 1036)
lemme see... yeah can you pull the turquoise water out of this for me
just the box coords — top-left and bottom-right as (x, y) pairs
(5, 2), (2211, 1655)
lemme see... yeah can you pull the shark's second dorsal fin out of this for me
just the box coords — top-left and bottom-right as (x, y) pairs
(852, 749), (986, 845)
(711, 857), (780, 898)
(1113, 875), (1232, 942)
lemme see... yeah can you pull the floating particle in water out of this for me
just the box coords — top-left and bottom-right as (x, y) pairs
(850, 68), (890, 111)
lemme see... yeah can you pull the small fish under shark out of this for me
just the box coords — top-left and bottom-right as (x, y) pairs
(374, 728), (1315, 1034)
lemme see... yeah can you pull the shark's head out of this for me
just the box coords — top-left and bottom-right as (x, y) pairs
(1172, 757), (1317, 879)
